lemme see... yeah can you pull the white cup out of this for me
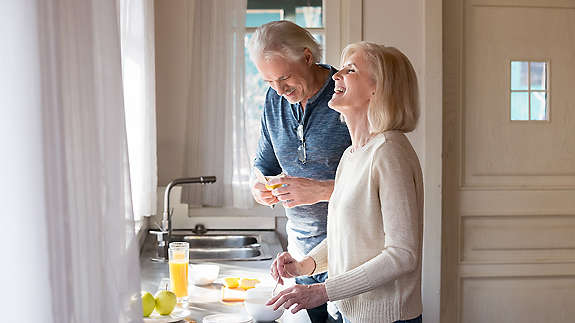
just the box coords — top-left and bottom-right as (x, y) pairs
(244, 286), (285, 322)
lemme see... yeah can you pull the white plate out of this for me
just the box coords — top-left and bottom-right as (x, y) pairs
(202, 313), (252, 323)
(143, 307), (192, 323)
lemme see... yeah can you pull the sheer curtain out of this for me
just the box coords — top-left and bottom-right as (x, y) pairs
(0, 0), (141, 322)
(181, 0), (254, 209)
(1, 1), (54, 322)
(120, 0), (158, 222)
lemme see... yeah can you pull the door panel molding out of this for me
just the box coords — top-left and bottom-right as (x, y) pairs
(459, 262), (575, 276)
(470, 0), (575, 9)
(460, 214), (575, 263)
(460, 275), (575, 323)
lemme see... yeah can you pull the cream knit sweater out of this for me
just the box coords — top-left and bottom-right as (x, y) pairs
(307, 131), (423, 323)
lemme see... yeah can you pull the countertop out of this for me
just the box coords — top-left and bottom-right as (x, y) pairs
(139, 230), (311, 323)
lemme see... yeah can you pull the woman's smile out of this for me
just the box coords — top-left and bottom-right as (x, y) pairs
(333, 86), (346, 96)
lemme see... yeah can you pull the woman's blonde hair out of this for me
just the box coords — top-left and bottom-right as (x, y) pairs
(341, 42), (419, 133)
(248, 20), (321, 63)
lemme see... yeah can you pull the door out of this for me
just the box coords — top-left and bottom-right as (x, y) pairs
(442, 0), (575, 322)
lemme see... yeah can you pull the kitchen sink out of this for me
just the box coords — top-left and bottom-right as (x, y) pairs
(168, 231), (273, 261)
(189, 247), (265, 261)
(182, 234), (259, 248)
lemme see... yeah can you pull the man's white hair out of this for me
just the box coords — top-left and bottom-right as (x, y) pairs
(248, 20), (321, 63)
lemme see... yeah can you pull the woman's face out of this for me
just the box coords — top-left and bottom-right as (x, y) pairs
(254, 51), (315, 104)
(328, 50), (375, 115)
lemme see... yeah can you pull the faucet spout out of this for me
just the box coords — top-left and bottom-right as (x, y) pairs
(162, 176), (216, 232)
(155, 176), (216, 261)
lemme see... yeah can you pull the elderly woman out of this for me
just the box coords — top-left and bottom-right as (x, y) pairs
(267, 42), (423, 323)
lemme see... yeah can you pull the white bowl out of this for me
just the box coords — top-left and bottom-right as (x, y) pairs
(244, 286), (284, 322)
(190, 264), (220, 286)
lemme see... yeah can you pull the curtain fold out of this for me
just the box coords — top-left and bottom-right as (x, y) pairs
(1, 1), (55, 322)
(182, 0), (253, 208)
(120, 0), (158, 221)
(37, 0), (142, 322)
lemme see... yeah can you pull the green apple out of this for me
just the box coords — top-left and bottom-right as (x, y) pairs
(154, 290), (177, 315)
(141, 291), (155, 317)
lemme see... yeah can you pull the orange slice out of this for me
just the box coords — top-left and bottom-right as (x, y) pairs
(223, 277), (240, 289)
(239, 278), (260, 290)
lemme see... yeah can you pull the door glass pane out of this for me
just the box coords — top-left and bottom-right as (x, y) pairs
(530, 92), (547, 120)
(511, 61), (528, 90)
(511, 92), (529, 120)
(247, 0), (323, 28)
(530, 62), (546, 90)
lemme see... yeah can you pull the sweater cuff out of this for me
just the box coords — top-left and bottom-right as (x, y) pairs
(306, 240), (328, 275)
(325, 266), (372, 301)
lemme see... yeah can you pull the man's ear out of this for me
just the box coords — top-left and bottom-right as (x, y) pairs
(303, 48), (314, 65)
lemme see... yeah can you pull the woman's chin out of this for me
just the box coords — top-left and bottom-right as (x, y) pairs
(328, 97), (343, 110)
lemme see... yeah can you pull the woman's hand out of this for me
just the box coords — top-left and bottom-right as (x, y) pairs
(270, 253), (316, 285)
(266, 283), (328, 313)
(251, 181), (279, 206)
(267, 176), (334, 208)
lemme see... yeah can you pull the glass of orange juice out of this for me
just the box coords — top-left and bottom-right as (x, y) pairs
(168, 242), (189, 303)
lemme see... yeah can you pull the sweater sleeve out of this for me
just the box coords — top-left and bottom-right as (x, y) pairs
(325, 143), (422, 301)
(306, 239), (329, 275)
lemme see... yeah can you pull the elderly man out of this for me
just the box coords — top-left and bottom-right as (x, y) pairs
(248, 20), (350, 323)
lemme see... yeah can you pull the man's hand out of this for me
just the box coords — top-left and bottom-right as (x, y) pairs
(266, 176), (334, 208)
(251, 181), (279, 206)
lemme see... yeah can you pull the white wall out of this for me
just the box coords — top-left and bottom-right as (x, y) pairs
(363, 0), (425, 156)
(362, 1), (443, 322)
(155, 0), (190, 186)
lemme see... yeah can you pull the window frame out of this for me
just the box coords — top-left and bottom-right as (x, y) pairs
(508, 58), (551, 122)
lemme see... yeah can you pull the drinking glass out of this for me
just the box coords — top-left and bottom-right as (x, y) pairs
(168, 241), (189, 302)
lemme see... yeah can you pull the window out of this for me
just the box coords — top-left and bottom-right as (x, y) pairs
(510, 60), (549, 121)
(119, 0), (157, 227)
(244, 0), (324, 159)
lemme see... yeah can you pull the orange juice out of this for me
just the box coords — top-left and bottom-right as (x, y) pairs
(169, 261), (188, 298)
(265, 183), (282, 190)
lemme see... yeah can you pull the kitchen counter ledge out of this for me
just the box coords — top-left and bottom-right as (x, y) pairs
(139, 230), (311, 323)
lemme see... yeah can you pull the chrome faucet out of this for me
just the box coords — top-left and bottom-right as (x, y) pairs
(151, 176), (216, 261)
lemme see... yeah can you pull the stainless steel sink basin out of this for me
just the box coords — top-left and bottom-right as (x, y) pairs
(168, 231), (272, 261)
(182, 235), (259, 248)
(189, 247), (265, 261)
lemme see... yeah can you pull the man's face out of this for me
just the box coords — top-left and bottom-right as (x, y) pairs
(254, 54), (313, 104)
